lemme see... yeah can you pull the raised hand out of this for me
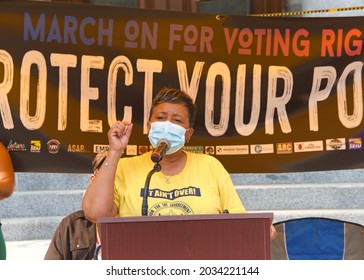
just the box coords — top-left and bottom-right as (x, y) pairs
(107, 121), (133, 155)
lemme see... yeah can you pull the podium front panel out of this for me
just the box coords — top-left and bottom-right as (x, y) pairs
(98, 213), (272, 260)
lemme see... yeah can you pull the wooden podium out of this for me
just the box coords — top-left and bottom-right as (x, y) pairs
(97, 212), (273, 260)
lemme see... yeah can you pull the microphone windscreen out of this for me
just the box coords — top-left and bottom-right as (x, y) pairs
(151, 139), (171, 163)
(157, 138), (171, 150)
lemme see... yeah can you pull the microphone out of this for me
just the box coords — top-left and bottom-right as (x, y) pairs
(151, 138), (171, 163)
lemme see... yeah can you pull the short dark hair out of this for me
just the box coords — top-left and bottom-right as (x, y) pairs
(149, 87), (198, 127)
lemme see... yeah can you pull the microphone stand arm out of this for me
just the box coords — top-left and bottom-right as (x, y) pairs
(141, 163), (161, 216)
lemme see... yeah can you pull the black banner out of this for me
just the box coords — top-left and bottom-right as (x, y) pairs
(1, 2), (364, 173)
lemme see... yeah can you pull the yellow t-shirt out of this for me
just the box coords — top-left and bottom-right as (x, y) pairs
(114, 151), (246, 217)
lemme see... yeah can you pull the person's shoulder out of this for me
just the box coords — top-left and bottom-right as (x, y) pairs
(62, 210), (87, 222)
(57, 210), (94, 230)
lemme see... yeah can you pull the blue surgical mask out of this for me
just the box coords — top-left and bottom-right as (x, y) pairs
(148, 121), (187, 155)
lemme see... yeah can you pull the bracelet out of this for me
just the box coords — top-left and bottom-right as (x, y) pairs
(104, 162), (110, 175)
(104, 151), (123, 175)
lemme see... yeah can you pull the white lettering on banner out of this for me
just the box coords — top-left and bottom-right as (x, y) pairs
(205, 62), (231, 137)
(80, 55), (105, 132)
(1, 50), (364, 136)
(308, 66), (336, 132)
(108, 56), (134, 127)
(137, 59), (163, 134)
(308, 62), (363, 131)
(234, 64), (261, 136)
(234, 64), (293, 136)
(265, 66), (293, 135)
(0, 50), (14, 129)
(337, 61), (363, 128)
(177, 60), (202, 104)
(50, 53), (77, 131)
(0, 51), (139, 133)
(20, 50), (47, 130)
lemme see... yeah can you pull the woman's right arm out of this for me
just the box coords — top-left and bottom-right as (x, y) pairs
(82, 121), (133, 222)
(0, 142), (15, 200)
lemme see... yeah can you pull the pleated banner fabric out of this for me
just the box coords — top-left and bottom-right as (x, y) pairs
(2, 2), (364, 173)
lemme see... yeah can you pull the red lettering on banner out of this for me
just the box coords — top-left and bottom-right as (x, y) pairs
(321, 28), (363, 57)
(223, 27), (310, 57)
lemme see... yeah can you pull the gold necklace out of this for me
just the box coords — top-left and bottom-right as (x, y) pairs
(164, 175), (171, 184)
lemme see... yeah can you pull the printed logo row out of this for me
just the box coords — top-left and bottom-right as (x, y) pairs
(4, 137), (361, 156)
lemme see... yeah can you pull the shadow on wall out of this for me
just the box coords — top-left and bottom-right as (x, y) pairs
(271, 218), (364, 260)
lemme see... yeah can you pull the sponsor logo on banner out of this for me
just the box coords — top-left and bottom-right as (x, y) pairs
(183, 146), (204, 154)
(294, 140), (323, 153)
(139, 145), (149, 154)
(216, 145), (249, 155)
(93, 144), (110, 153)
(276, 142), (293, 154)
(30, 140), (41, 153)
(348, 138), (362, 150)
(47, 139), (60, 154)
(7, 140), (27, 152)
(126, 145), (137, 156)
(205, 146), (215, 155)
(67, 144), (90, 153)
(250, 144), (274, 154)
(326, 138), (346, 150)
